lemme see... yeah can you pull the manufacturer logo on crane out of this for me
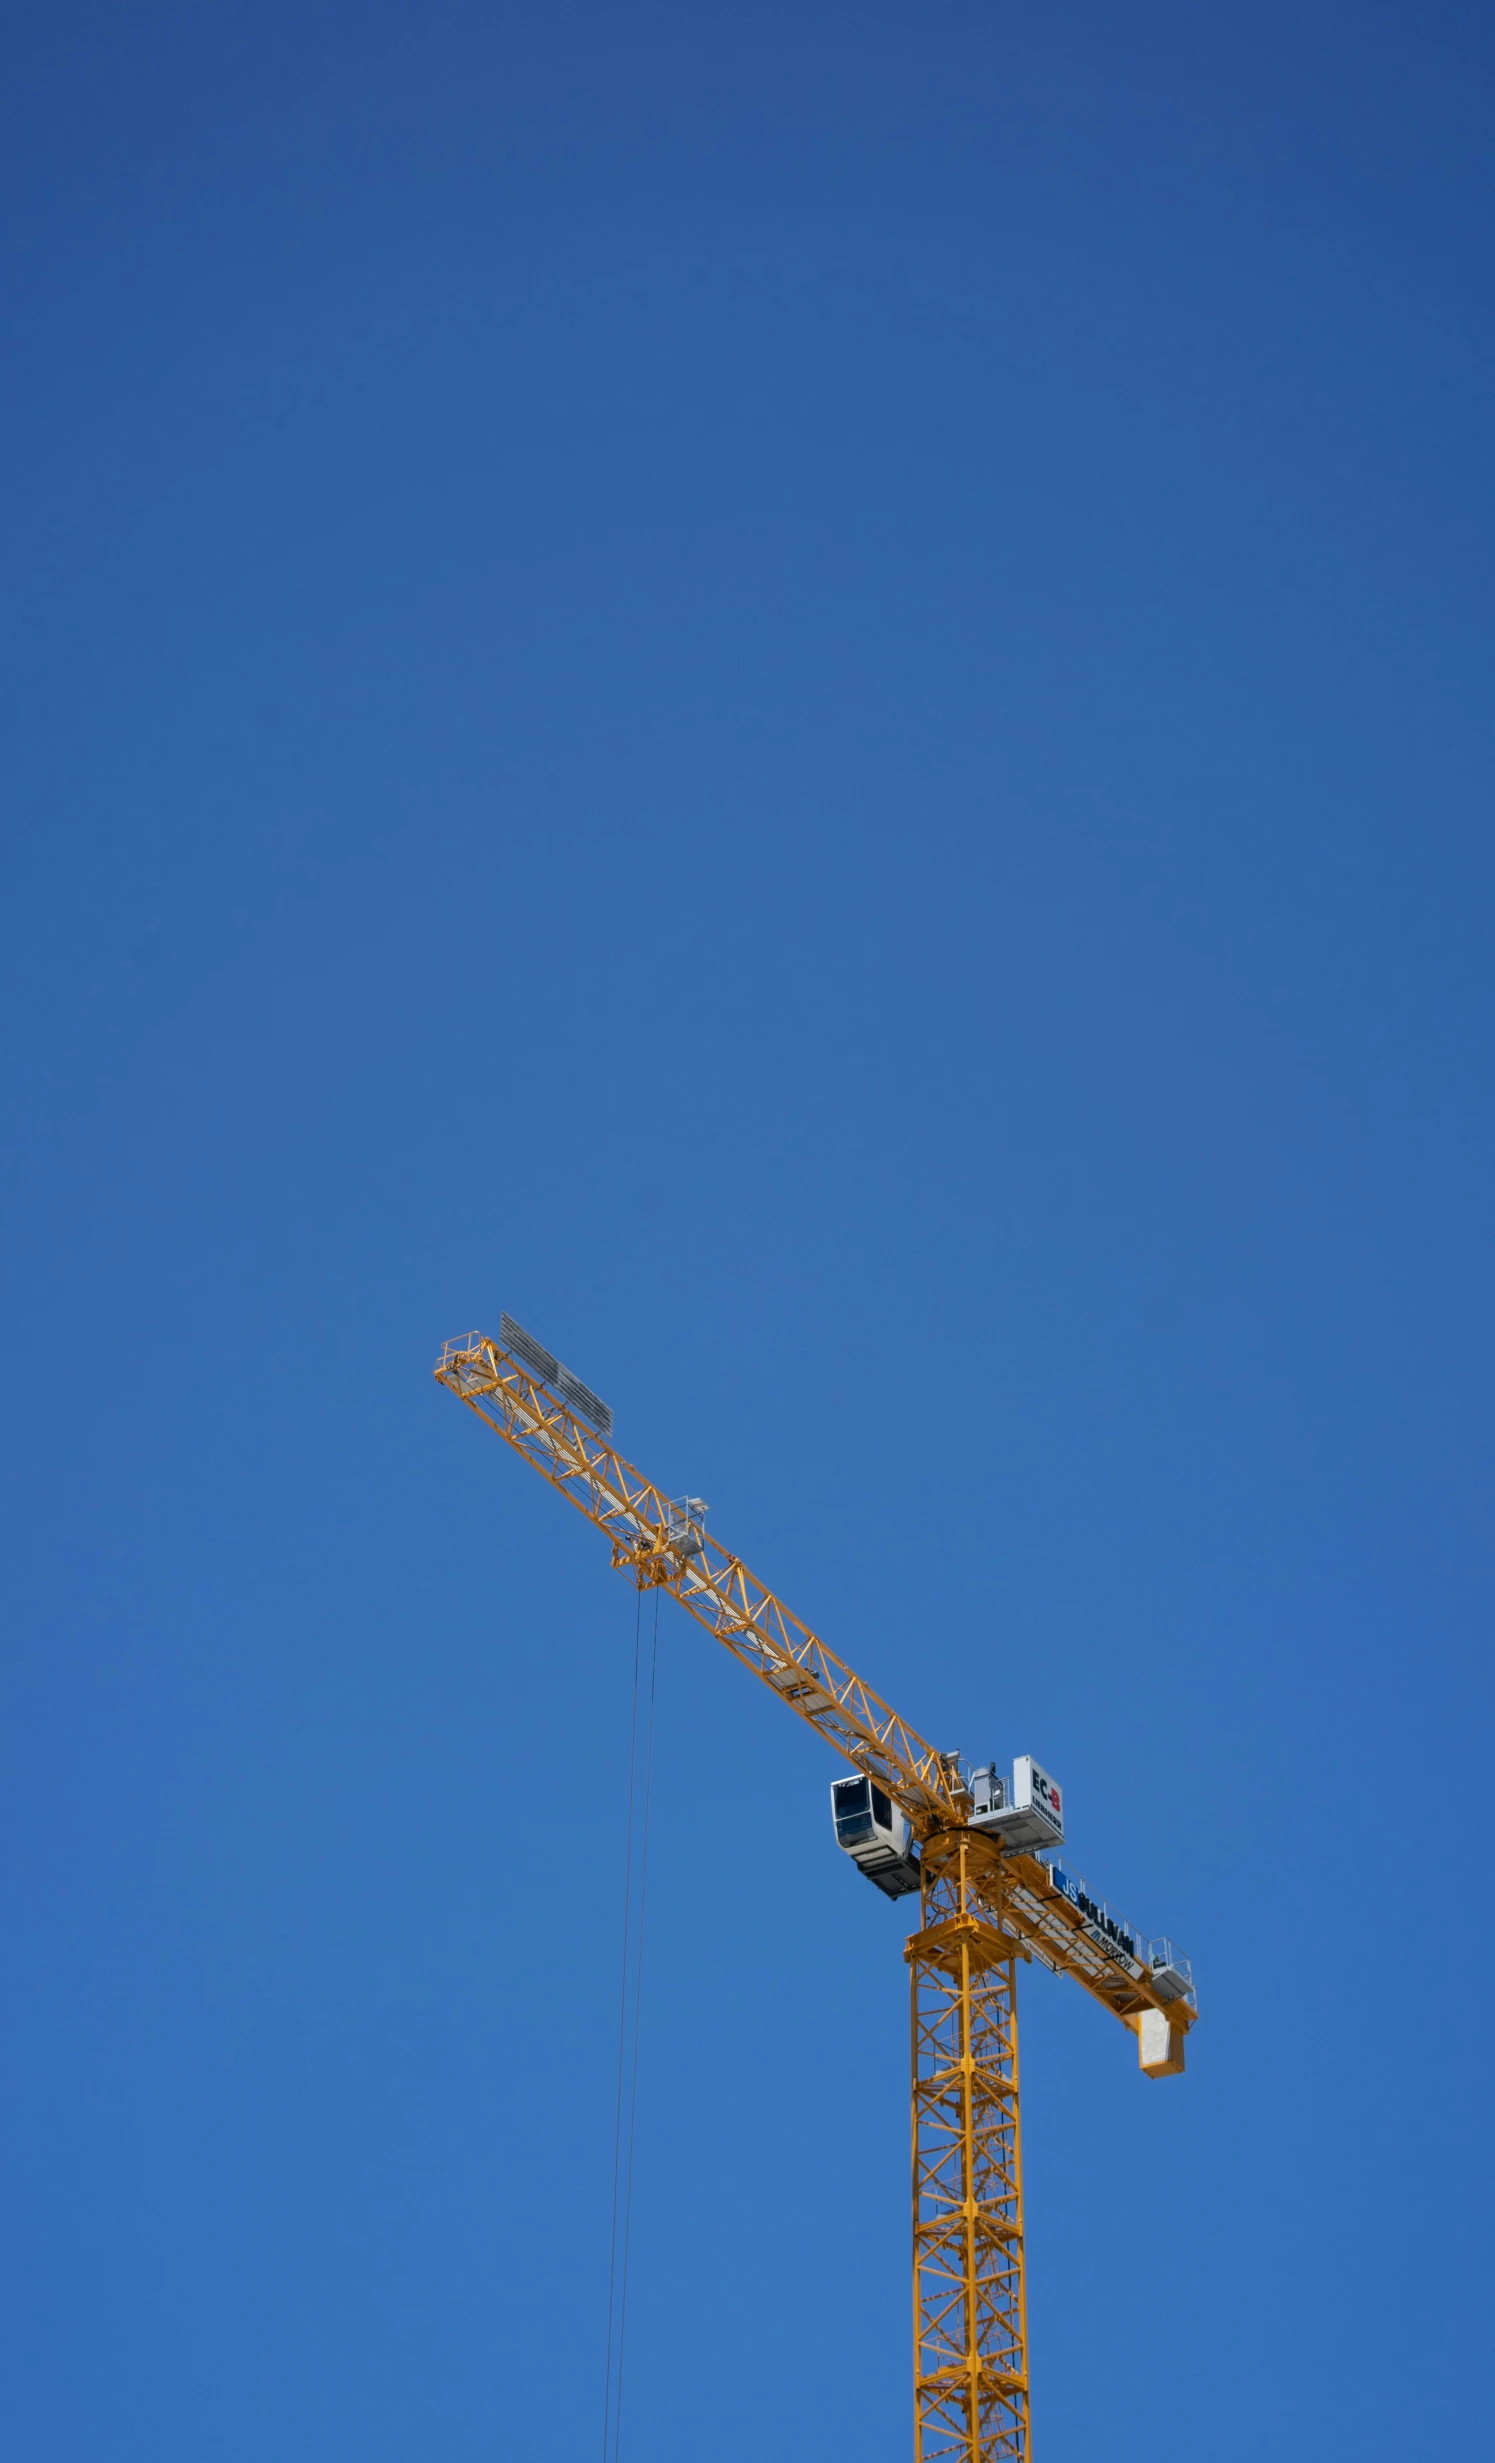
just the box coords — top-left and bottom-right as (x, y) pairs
(1049, 1864), (1145, 1978)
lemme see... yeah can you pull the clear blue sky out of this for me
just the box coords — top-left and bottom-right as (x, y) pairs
(3, 6), (1492, 2457)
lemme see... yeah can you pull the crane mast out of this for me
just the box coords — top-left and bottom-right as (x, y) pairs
(434, 1325), (1196, 2463)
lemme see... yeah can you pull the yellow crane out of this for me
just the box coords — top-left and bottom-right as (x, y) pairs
(434, 1320), (1197, 2463)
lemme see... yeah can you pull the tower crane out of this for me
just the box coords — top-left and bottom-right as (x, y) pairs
(434, 1320), (1197, 2463)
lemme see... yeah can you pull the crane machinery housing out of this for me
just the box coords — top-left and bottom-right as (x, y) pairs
(434, 1318), (1197, 2463)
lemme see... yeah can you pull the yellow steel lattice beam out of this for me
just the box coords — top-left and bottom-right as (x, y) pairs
(436, 1330), (962, 1822)
(434, 1331), (1195, 2051)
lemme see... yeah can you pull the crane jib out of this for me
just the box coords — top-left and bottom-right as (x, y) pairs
(434, 1329), (1195, 2038)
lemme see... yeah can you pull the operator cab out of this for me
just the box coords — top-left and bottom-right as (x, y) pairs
(831, 1774), (922, 1899)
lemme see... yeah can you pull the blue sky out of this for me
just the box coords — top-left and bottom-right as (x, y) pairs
(3, 5), (1492, 2457)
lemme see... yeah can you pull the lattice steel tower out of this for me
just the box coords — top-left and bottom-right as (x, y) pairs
(909, 1829), (1030, 2462)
